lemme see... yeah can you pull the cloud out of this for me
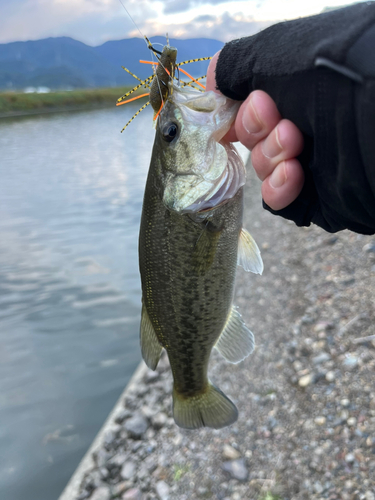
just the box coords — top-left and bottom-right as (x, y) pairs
(136, 11), (273, 42)
(0, 0), (272, 45)
(194, 14), (217, 22)
(0, 0), (157, 45)
(161, 0), (240, 14)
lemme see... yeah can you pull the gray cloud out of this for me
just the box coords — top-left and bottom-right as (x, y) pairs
(140, 11), (274, 43)
(124, 0), (246, 15)
(163, 0), (240, 14)
(193, 15), (217, 22)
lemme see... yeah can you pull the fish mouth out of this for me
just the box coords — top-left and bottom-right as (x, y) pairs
(161, 88), (245, 214)
(180, 142), (246, 214)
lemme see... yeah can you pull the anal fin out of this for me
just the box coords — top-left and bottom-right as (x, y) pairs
(140, 303), (162, 370)
(214, 306), (255, 364)
(238, 228), (263, 274)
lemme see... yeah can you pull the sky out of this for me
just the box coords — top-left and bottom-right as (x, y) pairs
(0, 0), (366, 46)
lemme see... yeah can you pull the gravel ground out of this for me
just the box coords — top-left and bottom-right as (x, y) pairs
(70, 165), (375, 500)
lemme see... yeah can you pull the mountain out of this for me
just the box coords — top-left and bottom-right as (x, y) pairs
(0, 36), (224, 91)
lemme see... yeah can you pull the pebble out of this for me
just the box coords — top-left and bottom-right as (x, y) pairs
(95, 449), (111, 468)
(112, 481), (133, 496)
(363, 242), (375, 253)
(144, 370), (160, 383)
(340, 410), (349, 420)
(342, 355), (359, 369)
(365, 492), (375, 500)
(89, 486), (111, 500)
(298, 374), (313, 387)
(222, 459), (249, 481)
(325, 371), (336, 382)
(109, 453), (127, 468)
(115, 409), (132, 424)
(121, 461), (136, 481)
(152, 412), (168, 430)
(124, 415), (149, 439)
(313, 481), (324, 494)
(345, 453), (355, 463)
(222, 444), (241, 460)
(99, 467), (109, 480)
(366, 436), (374, 447)
(314, 416), (326, 426)
(197, 486), (209, 497)
(313, 447), (324, 455)
(293, 360), (303, 371)
(155, 480), (170, 500)
(312, 352), (331, 364)
(122, 488), (142, 500)
(347, 417), (357, 426)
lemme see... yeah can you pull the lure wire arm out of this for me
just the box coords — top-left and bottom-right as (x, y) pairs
(117, 75), (153, 104)
(176, 56), (212, 67)
(120, 101), (151, 133)
(121, 66), (151, 86)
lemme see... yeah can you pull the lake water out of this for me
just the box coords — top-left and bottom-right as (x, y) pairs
(0, 105), (155, 500)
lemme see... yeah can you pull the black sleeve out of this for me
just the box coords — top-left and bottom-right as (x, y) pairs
(215, 2), (375, 235)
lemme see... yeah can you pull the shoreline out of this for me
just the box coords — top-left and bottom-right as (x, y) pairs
(0, 103), (117, 119)
(0, 87), (138, 119)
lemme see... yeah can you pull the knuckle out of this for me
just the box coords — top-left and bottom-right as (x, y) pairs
(251, 142), (274, 181)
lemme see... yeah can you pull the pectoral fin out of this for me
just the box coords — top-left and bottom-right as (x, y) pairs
(140, 303), (162, 370)
(238, 228), (263, 274)
(214, 306), (255, 364)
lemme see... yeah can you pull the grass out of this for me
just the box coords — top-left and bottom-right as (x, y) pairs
(0, 87), (139, 115)
(173, 463), (190, 482)
(258, 492), (282, 500)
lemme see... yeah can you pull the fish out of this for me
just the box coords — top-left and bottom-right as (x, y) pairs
(138, 45), (263, 430)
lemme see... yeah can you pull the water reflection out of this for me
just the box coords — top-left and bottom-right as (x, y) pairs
(0, 105), (154, 500)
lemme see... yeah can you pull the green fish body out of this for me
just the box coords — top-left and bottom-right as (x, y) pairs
(139, 84), (263, 429)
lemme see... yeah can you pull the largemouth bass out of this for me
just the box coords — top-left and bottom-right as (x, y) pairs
(139, 67), (263, 430)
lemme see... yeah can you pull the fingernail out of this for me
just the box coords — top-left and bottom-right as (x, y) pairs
(262, 126), (282, 158)
(269, 163), (287, 189)
(242, 94), (262, 134)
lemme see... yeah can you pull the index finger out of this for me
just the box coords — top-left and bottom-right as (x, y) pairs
(206, 51), (221, 93)
(206, 51), (238, 142)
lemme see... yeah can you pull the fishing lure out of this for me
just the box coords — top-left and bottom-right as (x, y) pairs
(116, 36), (212, 132)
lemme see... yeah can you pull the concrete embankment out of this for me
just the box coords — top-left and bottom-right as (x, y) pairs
(59, 362), (149, 500)
(59, 165), (375, 500)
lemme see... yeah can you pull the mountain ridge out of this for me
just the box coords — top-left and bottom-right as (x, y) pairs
(0, 36), (224, 90)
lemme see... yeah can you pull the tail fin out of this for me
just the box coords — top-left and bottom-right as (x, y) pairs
(173, 383), (238, 429)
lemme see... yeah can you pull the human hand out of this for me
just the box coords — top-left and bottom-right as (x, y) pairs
(207, 52), (305, 211)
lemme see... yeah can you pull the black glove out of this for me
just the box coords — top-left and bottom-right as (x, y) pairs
(215, 2), (375, 235)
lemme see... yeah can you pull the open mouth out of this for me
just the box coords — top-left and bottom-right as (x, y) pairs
(181, 142), (246, 214)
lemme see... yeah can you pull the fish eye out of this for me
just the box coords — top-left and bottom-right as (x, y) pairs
(162, 122), (178, 142)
